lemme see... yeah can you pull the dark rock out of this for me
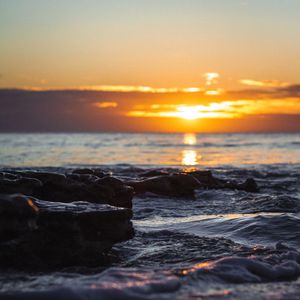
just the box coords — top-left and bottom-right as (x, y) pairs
(96, 176), (124, 188)
(72, 168), (95, 175)
(67, 173), (99, 183)
(0, 172), (19, 180)
(0, 195), (134, 270)
(0, 178), (42, 195)
(127, 174), (201, 197)
(0, 170), (134, 208)
(237, 178), (259, 192)
(187, 170), (219, 187)
(93, 176), (134, 208)
(0, 194), (38, 241)
(139, 170), (170, 178)
(22, 171), (66, 184)
(35, 199), (133, 242)
(187, 170), (259, 192)
(72, 168), (107, 178)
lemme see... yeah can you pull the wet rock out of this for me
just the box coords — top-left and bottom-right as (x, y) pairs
(139, 170), (170, 178)
(187, 170), (259, 192)
(0, 194), (38, 241)
(237, 178), (259, 192)
(0, 194), (134, 270)
(67, 173), (100, 184)
(0, 170), (134, 208)
(187, 170), (219, 187)
(72, 168), (107, 178)
(0, 178), (42, 195)
(72, 168), (95, 175)
(127, 174), (201, 197)
(0, 172), (19, 180)
(35, 198), (133, 242)
(93, 176), (134, 208)
(21, 171), (66, 185)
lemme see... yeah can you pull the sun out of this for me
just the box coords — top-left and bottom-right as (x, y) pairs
(176, 106), (200, 120)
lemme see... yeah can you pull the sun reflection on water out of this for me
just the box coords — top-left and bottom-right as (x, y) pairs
(182, 150), (199, 165)
(183, 133), (197, 145)
(182, 133), (201, 166)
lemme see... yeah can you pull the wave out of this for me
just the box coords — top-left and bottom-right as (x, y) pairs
(166, 213), (300, 249)
(1, 243), (300, 299)
(183, 243), (300, 284)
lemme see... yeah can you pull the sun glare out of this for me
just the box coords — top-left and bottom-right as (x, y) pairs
(176, 106), (200, 120)
(126, 99), (300, 120)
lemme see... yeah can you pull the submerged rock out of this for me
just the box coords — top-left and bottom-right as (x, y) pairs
(0, 194), (134, 270)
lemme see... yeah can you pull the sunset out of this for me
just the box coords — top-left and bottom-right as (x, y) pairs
(1, 1), (300, 299)
(1, 0), (300, 132)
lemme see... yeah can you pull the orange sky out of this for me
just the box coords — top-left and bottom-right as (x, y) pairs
(1, 85), (300, 132)
(1, 0), (300, 132)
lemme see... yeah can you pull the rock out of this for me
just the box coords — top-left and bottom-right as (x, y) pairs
(67, 173), (99, 183)
(0, 177), (43, 195)
(96, 176), (124, 188)
(0, 194), (38, 241)
(187, 170), (259, 192)
(72, 168), (95, 175)
(21, 171), (66, 185)
(94, 176), (134, 208)
(0, 194), (134, 270)
(0, 172), (19, 180)
(237, 178), (259, 192)
(72, 168), (107, 178)
(35, 199), (133, 242)
(0, 170), (134, 208)
(127, 174), (201, 197)
(187, 170), (219, 187)
(139, 170), (170, 178)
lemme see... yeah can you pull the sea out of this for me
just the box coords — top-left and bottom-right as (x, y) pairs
(1, 132), (300, 299)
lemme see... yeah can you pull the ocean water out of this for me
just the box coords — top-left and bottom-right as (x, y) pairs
(1, 133), (300, 299)
(0, 133), (300, 167)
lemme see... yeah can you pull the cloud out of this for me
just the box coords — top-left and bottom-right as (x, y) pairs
(93, 101), (118, 108)
(127, 99), (300, 120)
(279, 84), (300, 98)
(226, 84), (300, 100)
(14, 85), (202, 94)
(204, 73), (220, 86)
(1, 84), (300, 132)
(239, 79), (290, 88)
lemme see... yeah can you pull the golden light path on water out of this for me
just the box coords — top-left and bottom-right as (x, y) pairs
(183, 133), (197, 145)
(181, 133), (201, 166)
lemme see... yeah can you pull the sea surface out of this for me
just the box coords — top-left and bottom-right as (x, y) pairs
(1, 133), (300, 299)
(1, 133), (300, 167)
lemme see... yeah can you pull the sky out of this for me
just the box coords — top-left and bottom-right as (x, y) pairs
(1, 0), (300, 132)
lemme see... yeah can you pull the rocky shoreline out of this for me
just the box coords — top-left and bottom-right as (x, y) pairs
(0, 167), (258, 271)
